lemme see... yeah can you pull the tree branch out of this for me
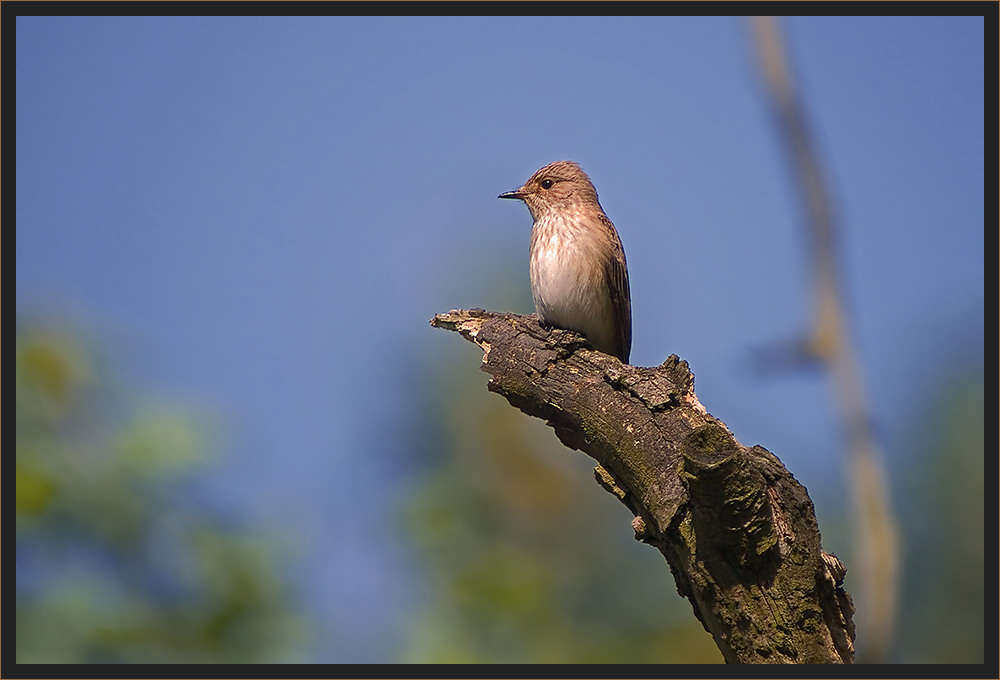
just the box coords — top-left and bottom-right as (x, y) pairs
(431, 308), (855, 664)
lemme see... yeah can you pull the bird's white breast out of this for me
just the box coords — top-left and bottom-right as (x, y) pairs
(529, 214), (616, 355)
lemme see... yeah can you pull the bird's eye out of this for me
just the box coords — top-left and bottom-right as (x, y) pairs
(540, 179), (554, 190)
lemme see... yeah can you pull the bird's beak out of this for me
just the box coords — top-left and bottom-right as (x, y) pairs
(498, 188), (526, 200)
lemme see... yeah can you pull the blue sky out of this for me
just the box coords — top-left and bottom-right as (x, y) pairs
(16, 15), (985, 662)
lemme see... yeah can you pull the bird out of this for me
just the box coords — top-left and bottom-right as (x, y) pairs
(499, 161), (632, 363)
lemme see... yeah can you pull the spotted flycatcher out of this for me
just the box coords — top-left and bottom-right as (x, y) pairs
(499, 161), (632, 363)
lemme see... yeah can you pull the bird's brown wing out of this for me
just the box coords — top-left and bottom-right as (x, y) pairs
(603, 223), (632, 364)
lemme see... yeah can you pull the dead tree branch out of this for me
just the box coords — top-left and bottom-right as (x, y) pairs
(431, 309), (855, 664)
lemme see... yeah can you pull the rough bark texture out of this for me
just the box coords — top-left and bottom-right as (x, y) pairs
(431, 308), (855, 664)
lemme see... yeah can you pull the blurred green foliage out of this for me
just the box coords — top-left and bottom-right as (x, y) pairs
(15, 317), (310, 663)
(895, 368), (985, 664)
